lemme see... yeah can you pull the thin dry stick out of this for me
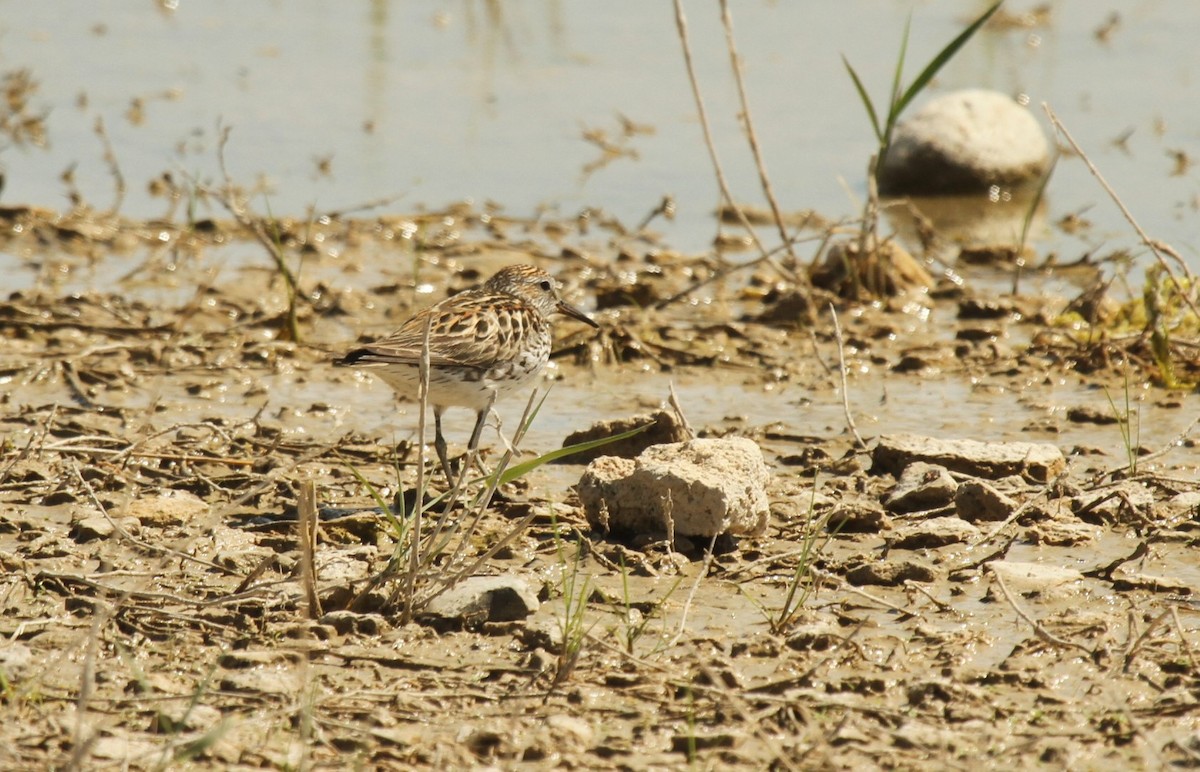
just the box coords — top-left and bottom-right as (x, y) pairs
(1121, 609), (1171, 672)
(809, 568), (916, 618)
(1170, 607), (1199, 670)
(653, 229), (831, 310)
(991, 568), (1093, 657)
(208, 125), (303, 342)
(671, 0), (789, 279)
(94, 116), (126, 216)
(65, 605), (104, 772)
(718, 0), (803, 273)
(667, 380), (696, 440)
(586, 634), (803, 772)
(1044, 104), (1200, 319)
(68, 460), (237, 576)
(667, 536), (717, 648)
(403, 312), (435, 624)
(436, 389), (540, 585)
(828, 304), (866, 449)
(297, 479), (322, 619)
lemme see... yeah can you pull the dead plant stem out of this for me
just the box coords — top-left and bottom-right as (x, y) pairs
(1044, 104), (1200, 320)
(404, 313), (434, 624)
(828, 304), (866, 449)
(671, 0), (789, 279)
(992, 568), (1093, 657)
(718, 0), (802, 274)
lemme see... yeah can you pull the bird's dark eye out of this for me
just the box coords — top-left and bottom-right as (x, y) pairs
(539, 279), (553, 291)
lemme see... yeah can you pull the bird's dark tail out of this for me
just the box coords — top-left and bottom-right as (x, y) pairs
(332, 348), (370, 367)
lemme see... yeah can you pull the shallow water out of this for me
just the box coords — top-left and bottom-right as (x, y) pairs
(1, 1), (1197, 268)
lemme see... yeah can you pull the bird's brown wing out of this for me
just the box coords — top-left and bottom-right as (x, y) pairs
(337, 291), (537, 370)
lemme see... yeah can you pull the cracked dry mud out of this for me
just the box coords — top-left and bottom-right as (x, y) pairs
(1, 204), (1199, 769)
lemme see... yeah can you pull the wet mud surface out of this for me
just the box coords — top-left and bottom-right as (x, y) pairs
(2, 204), (1199, 769)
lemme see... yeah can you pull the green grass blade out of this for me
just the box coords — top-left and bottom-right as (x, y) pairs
(893, 1), (1003, 119)
(841, 56), (883, 143)
(342, 460), (407, 533)
(885, 12), (913, 130)
(497, 421), (655, 485)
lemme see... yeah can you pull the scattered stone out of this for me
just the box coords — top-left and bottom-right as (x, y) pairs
(1028, 521), (1102, 546)
(954, 480), (1018, 523)
(827, 503), (891, 534)
(69, 510), (140, 542)
(218, 649), (301, 669)
(890, 517), (980, 549)
(751, 288), (814, 326)
(421, 576), (540, 624)
(1111, 568), (1190, 594)
(559, 410), (689, 464)
(846, 559), (939, 586)
(784, 620), (844, 652)
(1065, 406), (1119, 425)
(577, 437), (770, 538)
(885, 462), (958, 514)
(1071, 481), (1154, 523)
(320, 610), (387, 636)
(877, 89), (1051, 195)
(987, 561), (1084, 598)
(872, 433), (1066, 482)
(1162, 490), (1200, 524)
(119, 490), (209, 527)
(958, 297), (1016, 320)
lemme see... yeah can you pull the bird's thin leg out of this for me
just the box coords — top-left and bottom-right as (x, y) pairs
(462, 391), (498, 482)
(433, 408), (454, 483)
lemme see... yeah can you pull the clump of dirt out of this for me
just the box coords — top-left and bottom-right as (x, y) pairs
(1, 200), (1199, 770)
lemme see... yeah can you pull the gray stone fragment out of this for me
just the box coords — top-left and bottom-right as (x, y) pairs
(320, 610), (387, 636)
(872, 433), (1065, 482)
(1071, 481), (1155, 522)
(890, 516), (980, 549)
(69, 509), (141, 543)
(577, 437), (770, 538)
(885, 462), (958, 513)
(846, 559), (939, 586)
(118, 490), (208, 527)
(560, 410), (689, 463)
(422, 576), (540, 623)
(878, 89), (1050, 195)
(955, 480), (1019, 523)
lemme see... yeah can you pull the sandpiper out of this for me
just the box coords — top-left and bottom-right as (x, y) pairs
(335, 264), (598, 482)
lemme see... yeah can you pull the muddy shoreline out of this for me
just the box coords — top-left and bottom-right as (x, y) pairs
(0, 200), (1198, 769)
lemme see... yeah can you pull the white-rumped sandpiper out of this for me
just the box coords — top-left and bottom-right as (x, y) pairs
(335, 264), (598, 481)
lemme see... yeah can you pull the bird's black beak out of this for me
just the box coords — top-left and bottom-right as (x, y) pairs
(556, 300), (599, 328)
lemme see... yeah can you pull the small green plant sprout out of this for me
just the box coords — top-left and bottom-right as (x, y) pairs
(842, 1), (1004, 187)
(1142, 263), (1198, 389)
(614, 552), (685, 656)
(769, 473), (833, 635)
(1103, 369), (1141, 477)
(339, 403), (653, 624)
(549, 524), (596, 691)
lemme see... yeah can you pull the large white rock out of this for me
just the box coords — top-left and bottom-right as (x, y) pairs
(577, 437), (770, 538)
(878, 89), (1050, 195)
